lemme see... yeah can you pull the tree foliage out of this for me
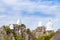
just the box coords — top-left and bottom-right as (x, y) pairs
(20, 24), (26, 28)
(13, 32), (24, 40)
(5, 26), (11, 33)
(35, 32), (55, 40)
(26, 28), (31, 35)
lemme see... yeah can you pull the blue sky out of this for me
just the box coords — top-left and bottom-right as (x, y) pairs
(0, 0), (60, 31)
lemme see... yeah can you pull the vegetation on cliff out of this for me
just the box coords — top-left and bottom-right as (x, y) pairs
(35, 32), (55, 40)
(0, 24), (55, 40)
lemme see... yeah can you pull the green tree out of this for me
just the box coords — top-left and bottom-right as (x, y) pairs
(44, 32), (55, 40)
(5, 26), (11, 33)
(20, 24), (26, 28)
(26, 28), (31, 35)
(26, 28), (31, 40)
(15, 35), (24, 40)
(13, 32), (24, 40)
(36, 36), (45, 40)
(35, 32), (55, 40)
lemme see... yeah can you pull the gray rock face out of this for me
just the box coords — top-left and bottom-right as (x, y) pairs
(13, 24), (20, 35)
(32, 26), (46, 38)
(0, 24), (55, 40)
(50, 29), (60, 40)
(20, 24), (27, 40)
(7, 33), (15, 40)
(0, 26), (6, 35)
(0, 36), (4, 40)
(0, 24), (30, 40)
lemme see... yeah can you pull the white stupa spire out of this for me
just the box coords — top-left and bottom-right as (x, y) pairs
(38, 21), (43, 26)
(9, 24), (14, 29)
(17, 19), (21, 25)
(46, 20), (53, 31)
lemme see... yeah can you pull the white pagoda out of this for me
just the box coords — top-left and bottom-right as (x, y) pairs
(38, 21), (43, 26)
(46, 20), (53, 31)
(17, 19), (20, 24)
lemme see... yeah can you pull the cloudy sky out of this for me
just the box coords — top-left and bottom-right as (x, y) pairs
(0, 0), (60, 31)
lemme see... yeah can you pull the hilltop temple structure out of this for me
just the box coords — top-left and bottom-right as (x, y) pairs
(0, 19), (55, 40)
(16, 19), (21, 25)
(9, 24), (14, 30)
(46, 20), (54, 34)
(9, 19), (29, 40)
(38, 21), (43, 26)
(32, 21), (46, 38)
(32, 20), (54, 38)
(46, 20), (53, 31)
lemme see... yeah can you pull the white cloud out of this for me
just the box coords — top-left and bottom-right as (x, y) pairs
(0, 15), (6, 19)
(0, 0), (60, 31)
(2, 0), (17, 5)
(1, 0), (60, 15)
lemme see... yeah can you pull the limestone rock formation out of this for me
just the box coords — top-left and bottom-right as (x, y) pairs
(50, 29), (60, 40)
(13, 24), (20, 35)
(0, 26), (6, 35)
(32, 26), (46, 38)
(0, 36), (4, 40)
(0, 23), (55, 40)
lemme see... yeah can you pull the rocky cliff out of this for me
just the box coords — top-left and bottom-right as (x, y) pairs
(0, 24), (34, 40)
(0, 24), (55, 40)
(50, 29), (60, 40)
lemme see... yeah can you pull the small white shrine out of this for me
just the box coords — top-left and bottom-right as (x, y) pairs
(9, 24), (14, 29)
(46, 20), (53, 31)
(38, 21), (43, 26)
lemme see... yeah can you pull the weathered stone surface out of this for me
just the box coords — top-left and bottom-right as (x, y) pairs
(20, 24), (27, 40)
(7, 33), (15, 40)
(0, 24), (55, 40)
(50, 29), (60, 40)
(0, 36), (4, 40)
(0, 26), (6, 35)
(13, 24), (20, 35)
(32, 26), (46, 38)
